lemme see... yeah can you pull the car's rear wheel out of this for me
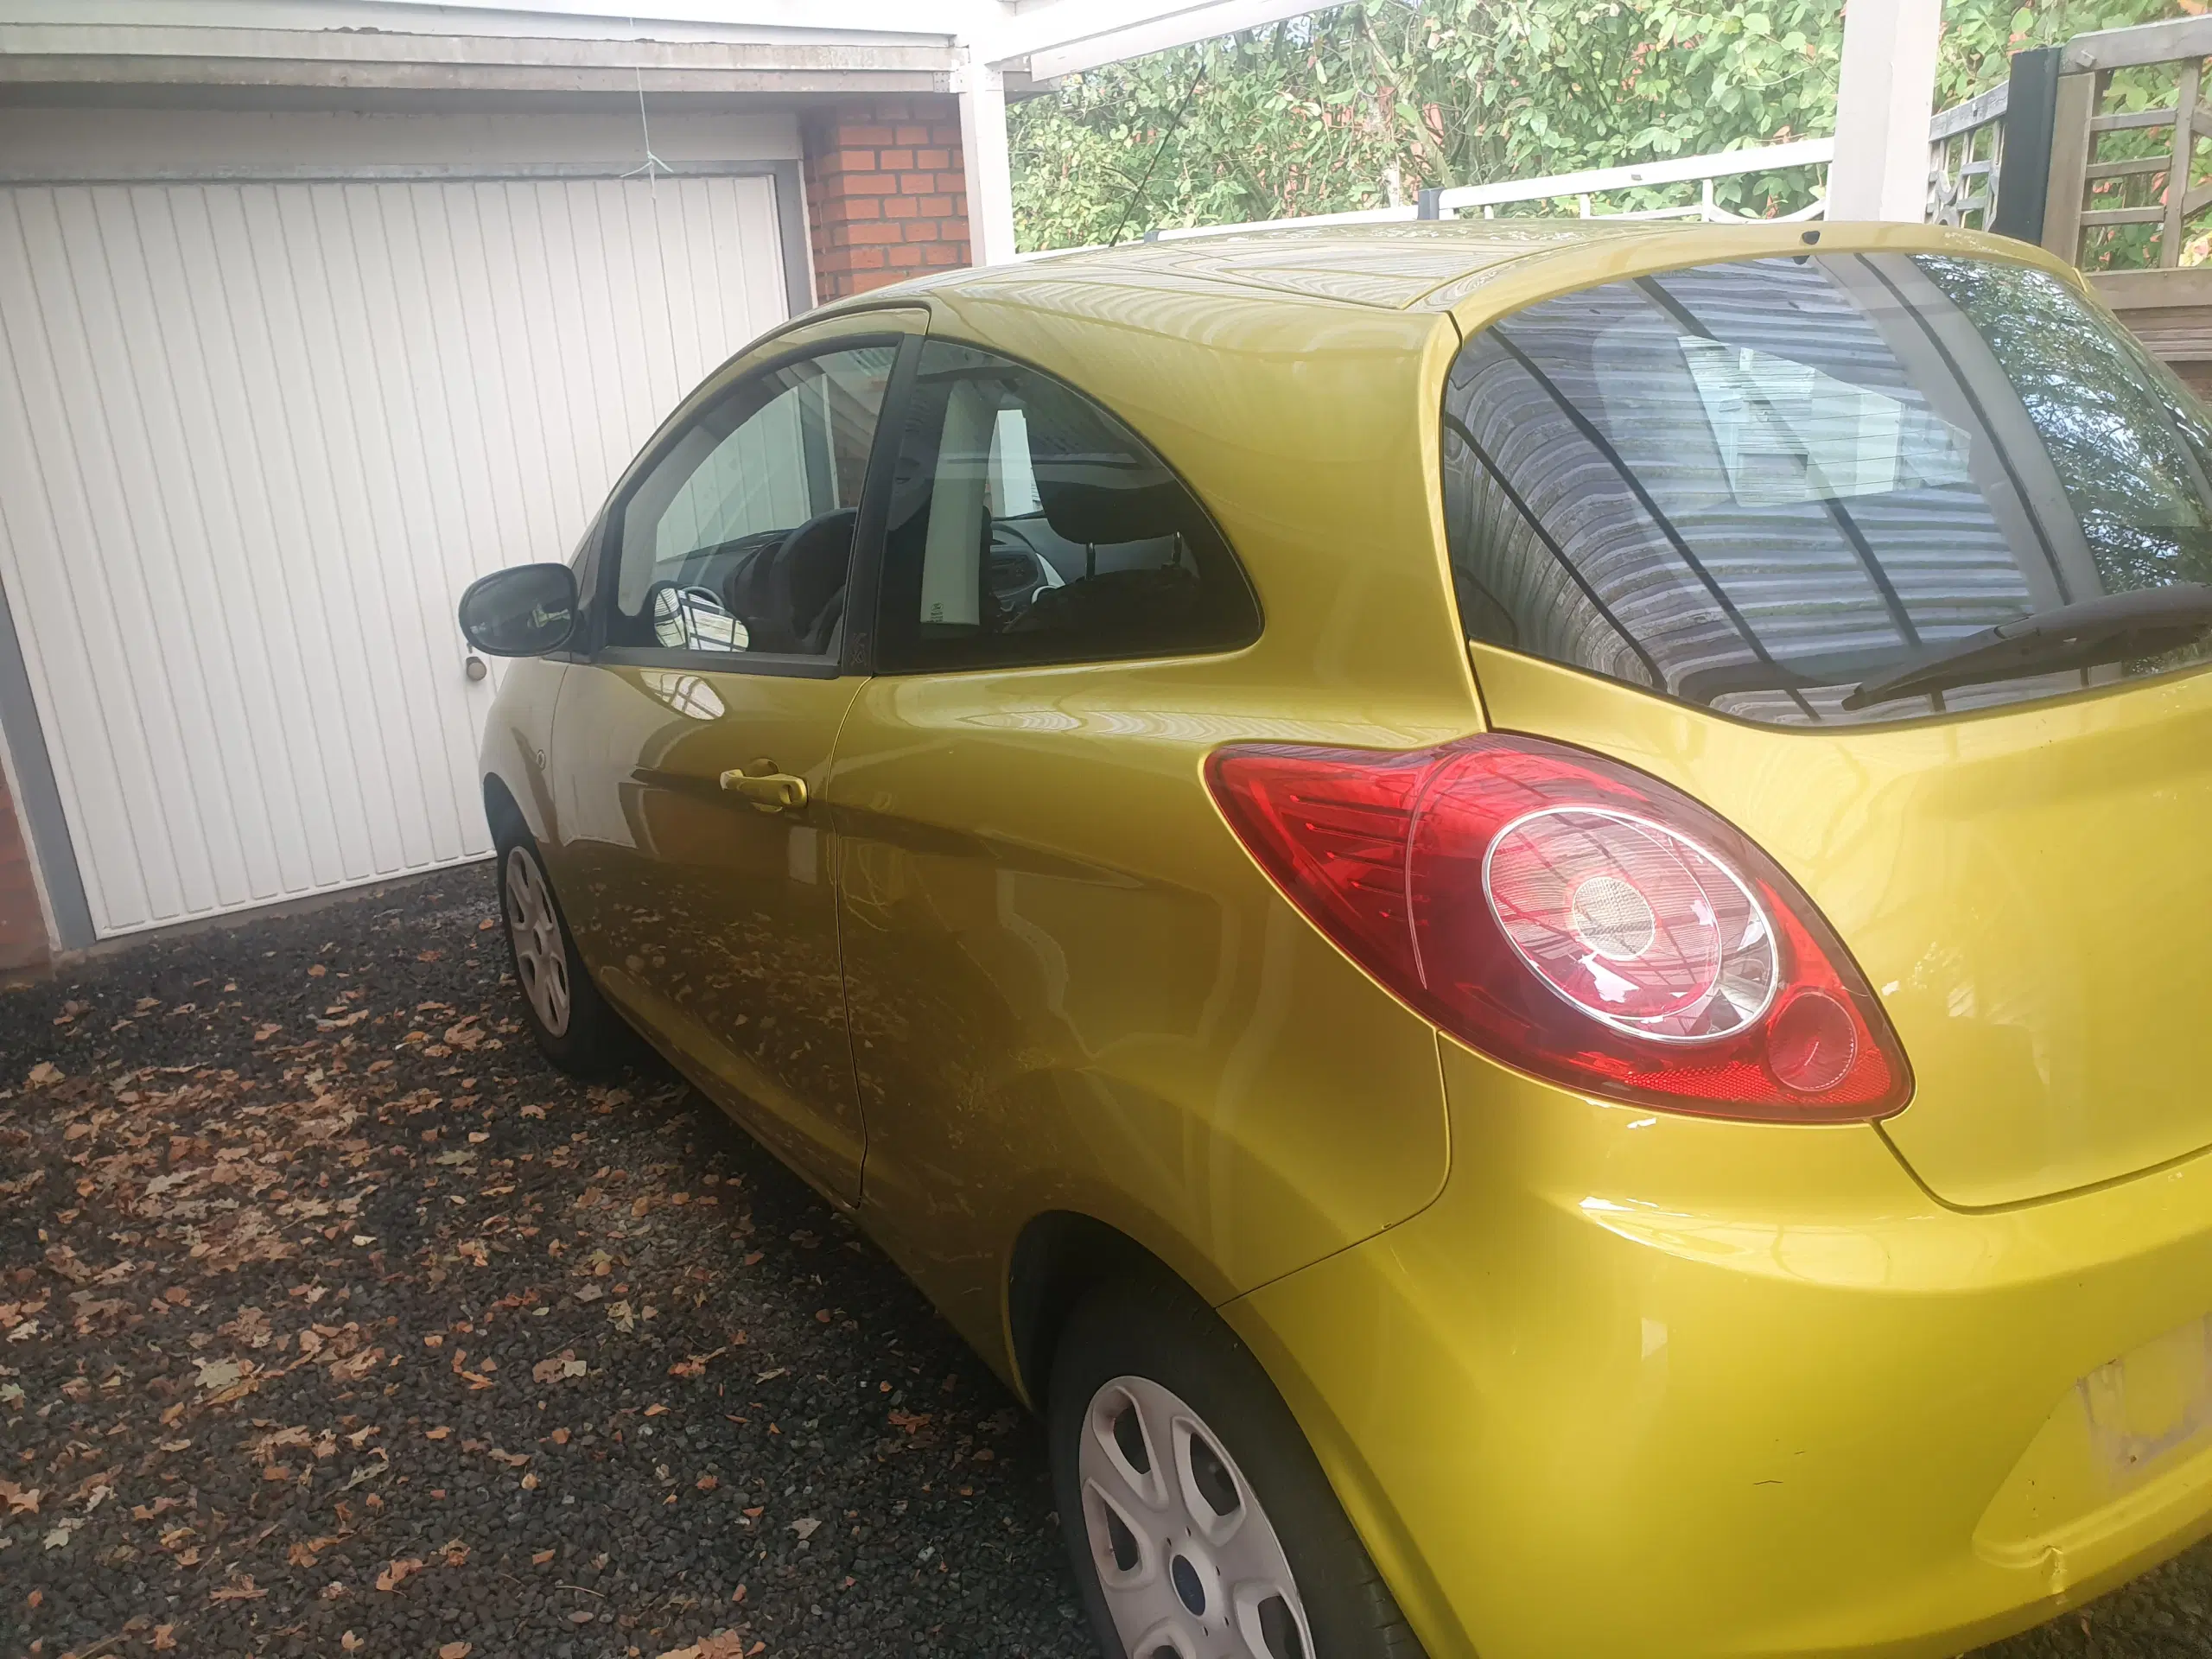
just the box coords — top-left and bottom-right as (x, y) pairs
(1048, 1275), (1424, 1659)
(495, 832), (627, 1074)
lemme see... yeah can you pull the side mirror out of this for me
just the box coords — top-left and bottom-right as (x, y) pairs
(458, 563), (579, 658)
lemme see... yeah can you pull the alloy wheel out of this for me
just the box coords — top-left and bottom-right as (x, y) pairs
(505, 846), (572, 1038)
(1079, 1373), (1314, 1659)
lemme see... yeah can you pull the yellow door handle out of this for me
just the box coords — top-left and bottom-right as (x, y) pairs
(720, 765), (808, 813)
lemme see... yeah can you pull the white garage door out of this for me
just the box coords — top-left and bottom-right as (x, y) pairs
(0, 171), (794, 938)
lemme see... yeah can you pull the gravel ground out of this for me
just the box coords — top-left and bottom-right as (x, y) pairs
(2, 868), (2209, 1659)
(1, 872), (1090, 1659)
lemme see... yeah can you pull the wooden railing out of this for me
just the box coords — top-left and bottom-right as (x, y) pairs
(1927, 82), (2008, 232)
(2042, 16), (2212, 271)
(1925, 14), (2212, 387)
(1012, 138), (1834, 261)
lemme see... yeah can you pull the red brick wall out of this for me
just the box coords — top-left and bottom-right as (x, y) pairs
(801, 97), (972, 302)
(0, 766), (47, 973)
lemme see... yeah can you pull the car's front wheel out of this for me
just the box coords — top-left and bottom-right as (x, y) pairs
(495, 833), (627, 1074)
(1048, 1274), (1425, 1659)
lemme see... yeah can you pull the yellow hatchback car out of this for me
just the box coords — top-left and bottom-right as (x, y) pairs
(458, 220), (2212, 1659)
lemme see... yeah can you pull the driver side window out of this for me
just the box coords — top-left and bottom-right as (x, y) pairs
(609, 344), (896, 663)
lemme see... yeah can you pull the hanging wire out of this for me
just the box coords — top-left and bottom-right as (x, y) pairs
(1107, 69), (1205, 247)
(622, 11), (673, 193)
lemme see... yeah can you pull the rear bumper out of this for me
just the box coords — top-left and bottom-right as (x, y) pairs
(1226, 1041), (2212, 1659)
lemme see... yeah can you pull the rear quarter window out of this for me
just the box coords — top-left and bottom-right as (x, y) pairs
(1440, 251), (2212, 726)
(874, 341), (1260, 674)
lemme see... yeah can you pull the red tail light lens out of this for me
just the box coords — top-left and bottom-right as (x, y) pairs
(1478, 807), (1775, 1040)
(1204, 734), (1910, 1121)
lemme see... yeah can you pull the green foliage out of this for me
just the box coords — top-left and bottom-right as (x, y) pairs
(1010, 0), (2192, 251)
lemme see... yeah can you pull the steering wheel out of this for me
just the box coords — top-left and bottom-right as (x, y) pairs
(733, 508), (855, 654)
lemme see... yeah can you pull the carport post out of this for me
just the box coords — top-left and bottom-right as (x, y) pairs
(1827, 0), (1944, 220)
(956, 51), (1020, 265)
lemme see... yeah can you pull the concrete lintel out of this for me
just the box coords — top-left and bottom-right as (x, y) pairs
(0, 54), (950, 97)
(0, 22), (960, 81)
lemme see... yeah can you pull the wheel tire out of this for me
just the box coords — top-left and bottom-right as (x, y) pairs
(493, 830), (629, 1076)
(1048, 1274), (1426, 1659)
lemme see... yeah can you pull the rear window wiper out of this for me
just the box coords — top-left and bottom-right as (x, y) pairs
(1842, 583), (2212, 710)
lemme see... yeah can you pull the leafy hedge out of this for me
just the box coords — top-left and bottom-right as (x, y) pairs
(1011, 0), (2190, 251)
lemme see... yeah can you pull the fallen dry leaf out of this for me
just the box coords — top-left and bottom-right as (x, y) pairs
(210, 1573), (267, 1603)
(438, 1642), (473, 1657)
(26, 1061), (61, 1087)
(656, 1634), (750, 1659)
(0, 1478), (40, 1516)
(329, 1345), (384, 1382)
(152, 1625), (176, 1651)
(194, 1357), (245, 1391)
(373, 1556), (424, 1593)
(532, 1548), (556, 1565)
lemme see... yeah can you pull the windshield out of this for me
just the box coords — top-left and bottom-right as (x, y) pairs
(1440, 251), (2212, 726)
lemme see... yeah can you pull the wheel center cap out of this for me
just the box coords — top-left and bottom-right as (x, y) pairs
(1170, 1553), (1207, 1617)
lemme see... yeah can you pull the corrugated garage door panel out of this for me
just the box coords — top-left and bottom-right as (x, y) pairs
(0, 173), (790, 938)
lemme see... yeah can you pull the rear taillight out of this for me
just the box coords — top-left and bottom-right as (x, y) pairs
(1204, 734), (1910, 1122)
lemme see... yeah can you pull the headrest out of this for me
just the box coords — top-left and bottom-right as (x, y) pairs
(1036, 457), (1187, 546)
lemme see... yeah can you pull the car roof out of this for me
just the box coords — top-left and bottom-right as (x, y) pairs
(810, 219), (2085, 330)
(836, 220), (1648, 315)
(939, 220), (1649, 311)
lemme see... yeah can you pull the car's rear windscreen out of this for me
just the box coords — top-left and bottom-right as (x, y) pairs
(1440, 251), (2212, 726)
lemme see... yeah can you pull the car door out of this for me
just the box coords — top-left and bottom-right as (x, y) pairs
(824, 340), (1452, 1354)
(550, 312), (922, 1205)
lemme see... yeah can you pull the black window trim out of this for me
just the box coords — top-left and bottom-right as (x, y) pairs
(863, 334), (1264, 679)
(585, 330), (919, 680)
(839, 332), (923, 678)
